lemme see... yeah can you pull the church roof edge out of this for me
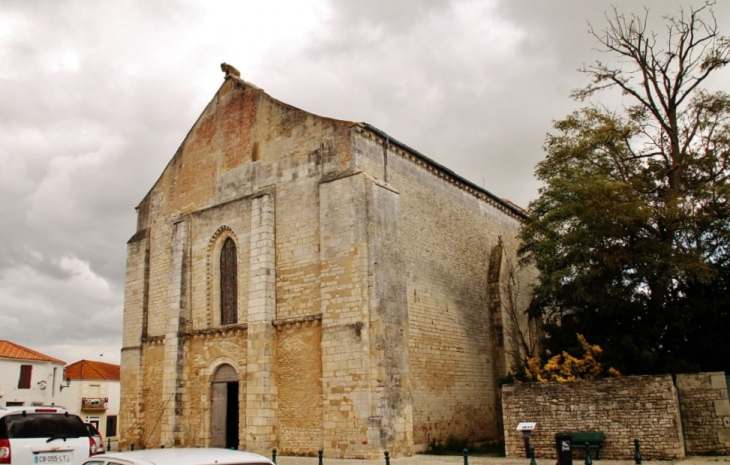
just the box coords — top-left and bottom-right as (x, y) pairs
(359, 123), (528, 219)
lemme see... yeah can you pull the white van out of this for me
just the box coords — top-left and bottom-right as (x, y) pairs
(0, 406), (96, 465)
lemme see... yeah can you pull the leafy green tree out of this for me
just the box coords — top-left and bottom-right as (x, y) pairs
(519, 3), (730, 375)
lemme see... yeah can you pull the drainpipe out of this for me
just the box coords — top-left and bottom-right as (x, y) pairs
(383, 136), (390, 183)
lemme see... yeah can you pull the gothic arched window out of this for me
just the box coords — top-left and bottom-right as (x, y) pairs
(220, 237), (237, 325)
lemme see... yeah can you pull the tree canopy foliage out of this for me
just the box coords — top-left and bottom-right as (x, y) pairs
(519, 2), (730, 375)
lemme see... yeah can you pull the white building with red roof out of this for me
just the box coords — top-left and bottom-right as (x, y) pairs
(0, 340), (66, 408)
(61, 359), (121, 445)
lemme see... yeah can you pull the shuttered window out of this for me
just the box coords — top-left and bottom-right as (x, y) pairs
(18, 364), (32, 389)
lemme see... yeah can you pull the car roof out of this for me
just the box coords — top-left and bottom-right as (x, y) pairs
(0, 406), (74, 416)
(94, 448), (273, 465)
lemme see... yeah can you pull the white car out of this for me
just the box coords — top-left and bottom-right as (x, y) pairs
(81, 448), (274, 465)
(0, 405), (97, 465)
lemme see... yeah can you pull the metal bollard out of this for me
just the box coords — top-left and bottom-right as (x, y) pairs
(271, 448), (277, 464)
(463, 448), (469, 465)
(384, 450), (390, 465)
(107, 438), (111, 451)
(530, 445), (537, 465)
(131, 444), (135, 451)
(634, 439), (642, 465)
(584, 443), (591, 465)
(318, 449), (323, 465)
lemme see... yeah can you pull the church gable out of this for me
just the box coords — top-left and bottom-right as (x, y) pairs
(140, 76), (356, 219)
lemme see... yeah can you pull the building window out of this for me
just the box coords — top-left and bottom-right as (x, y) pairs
(106, 415), (118, 437)
(18, 365), (32, 389)
(6, 401), (23, 407)
(220, 237), (238, 325)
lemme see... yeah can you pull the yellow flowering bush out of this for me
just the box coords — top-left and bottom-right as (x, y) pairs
(513, 334), (620, 383)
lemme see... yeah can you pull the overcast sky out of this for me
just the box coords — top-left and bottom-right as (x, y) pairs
(1, 0), (729, 366)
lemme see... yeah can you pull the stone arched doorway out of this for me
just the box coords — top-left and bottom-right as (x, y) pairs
(211, 364), (240, 449)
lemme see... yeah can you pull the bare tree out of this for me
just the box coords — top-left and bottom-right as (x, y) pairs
(575, 2), (730, 223)
(519, 2), (730, 374)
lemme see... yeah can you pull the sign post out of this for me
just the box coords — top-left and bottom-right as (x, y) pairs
(516, 422), (537, 458)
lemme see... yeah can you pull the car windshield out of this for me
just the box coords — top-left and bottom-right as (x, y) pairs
(3, 414), (88, 439)
(86, 424), (100, 436)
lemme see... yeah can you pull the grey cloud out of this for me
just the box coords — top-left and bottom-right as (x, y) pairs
(1, 0), (729, 364)
(322, 0), (453, 38)
(0, 0), (207, 362)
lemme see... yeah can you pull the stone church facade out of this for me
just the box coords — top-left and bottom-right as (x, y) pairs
(120, 72), (533, 458)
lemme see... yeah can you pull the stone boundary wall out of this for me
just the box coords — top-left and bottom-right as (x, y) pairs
(676, 372), (730, 455)
(502, 375), (685, 460)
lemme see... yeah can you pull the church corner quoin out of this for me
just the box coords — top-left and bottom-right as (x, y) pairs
(120, 72), (534, 458)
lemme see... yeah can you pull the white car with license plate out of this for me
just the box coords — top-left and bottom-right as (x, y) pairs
(81, 448), (274, 465)
(0, 406), (98, 465)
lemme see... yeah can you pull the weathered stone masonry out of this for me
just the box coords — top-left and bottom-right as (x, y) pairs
(502, 373), (730, 460)
(121, 74), (532, 458)
(676, 372), (730, 455)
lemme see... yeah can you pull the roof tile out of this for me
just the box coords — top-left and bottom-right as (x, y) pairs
(65, 359), (120, 381)
(0, 340), (65, 364)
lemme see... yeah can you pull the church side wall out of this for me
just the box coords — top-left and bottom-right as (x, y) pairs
(354, 129), (527, 450)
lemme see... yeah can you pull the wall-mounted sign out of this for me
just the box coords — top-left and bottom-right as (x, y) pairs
(516, 422), (537, 431)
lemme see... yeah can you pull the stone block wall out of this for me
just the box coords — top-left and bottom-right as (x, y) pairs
(319, 174), (380, 459)
(354, 128), (531, 451)
(275, 322), (323, 454)
(140, 343), (165, 448)
(365, 180), (413, 457)
(121, 77), (353, 452)
(119, 229), (148, 451)
(184, 331), (248, 448)
(676, 372), (730, 455)
(502, 375), (685, 460)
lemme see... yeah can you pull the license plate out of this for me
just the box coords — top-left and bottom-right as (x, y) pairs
(35, 453), (71, 463)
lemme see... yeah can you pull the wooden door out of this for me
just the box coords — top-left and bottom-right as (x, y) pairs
(211, 364), (238, 448)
